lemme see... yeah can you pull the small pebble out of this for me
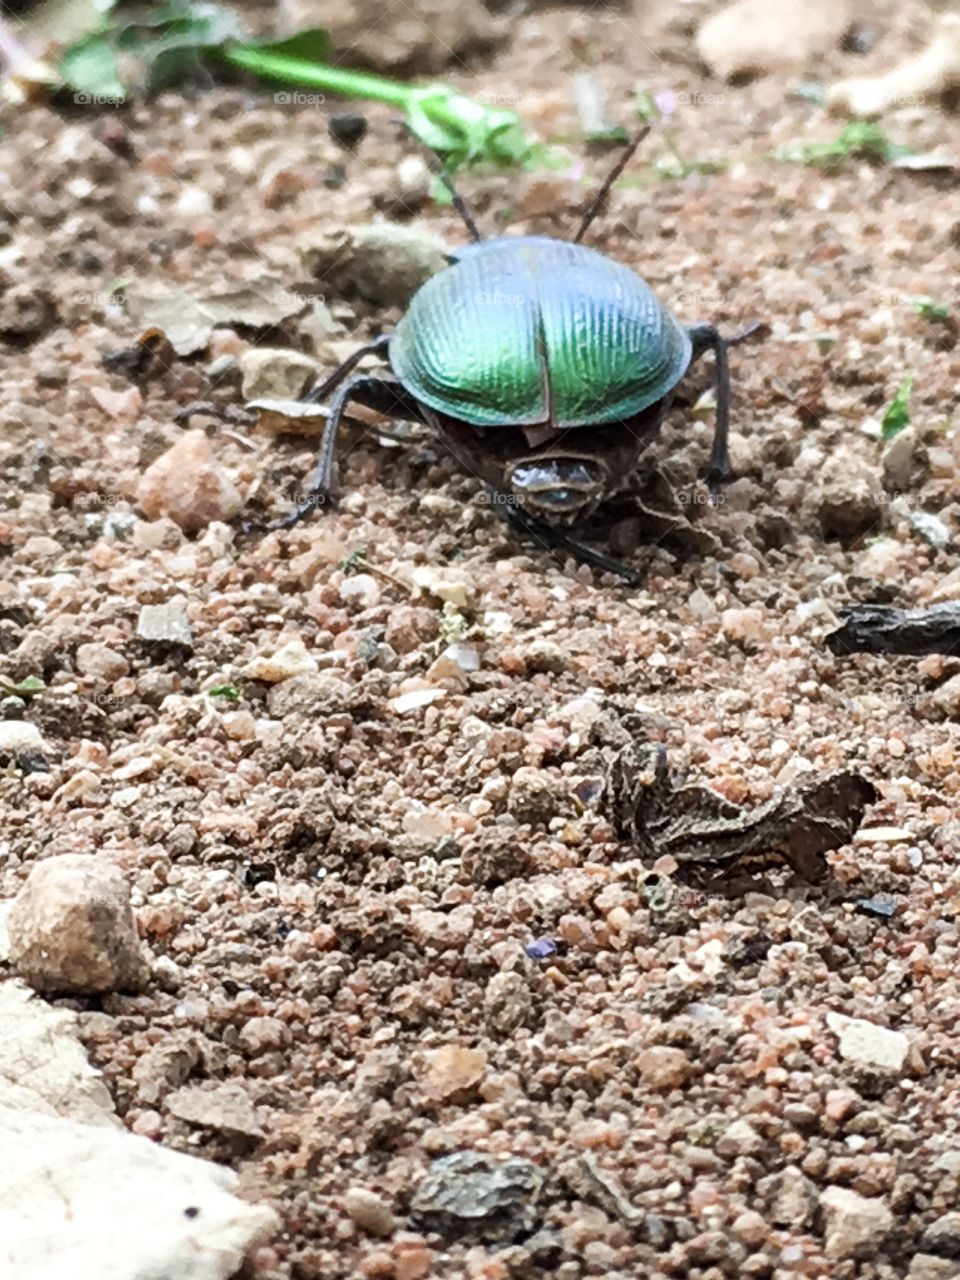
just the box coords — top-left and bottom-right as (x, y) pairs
(7, 854), (150, 995)
(344, 1188), (397, 1238)
(136, 430), (242, 533)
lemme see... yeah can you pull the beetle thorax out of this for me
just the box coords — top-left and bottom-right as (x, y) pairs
(505, 452), (609, 525)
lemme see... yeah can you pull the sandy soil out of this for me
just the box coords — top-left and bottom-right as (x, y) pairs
(1, 0), (960, 1277)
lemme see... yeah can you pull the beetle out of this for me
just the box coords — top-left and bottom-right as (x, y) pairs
(267, 129), (759, 580)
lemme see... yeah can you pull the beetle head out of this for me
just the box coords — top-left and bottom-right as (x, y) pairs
(505, 454), (609, 525)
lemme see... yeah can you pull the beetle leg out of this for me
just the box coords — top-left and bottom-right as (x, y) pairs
(174, 402), (258, 429)
(301, 334), (392, 404)
(685, 324), (732, 489)
(687, 322), (765, 491)
(727, 321), (768, 348)
(500, 499), (649, 587)
(269, 376), (423, 531)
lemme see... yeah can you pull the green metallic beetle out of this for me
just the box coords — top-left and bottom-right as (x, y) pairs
(275, 131), (759, 579)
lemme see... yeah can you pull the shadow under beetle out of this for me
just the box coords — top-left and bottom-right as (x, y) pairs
(269, 129), (761, 581)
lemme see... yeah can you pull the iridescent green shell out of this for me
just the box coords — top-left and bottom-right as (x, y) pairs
(389, 236), (691, 429)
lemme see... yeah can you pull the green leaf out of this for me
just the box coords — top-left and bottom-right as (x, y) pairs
(230, 28), (332, 65)
(59, 32), (125, 98)
(635, 89), (659, 123)
(338, 545), (368, 575)
(114, 2), (247, 93)
(521, 142), (570, 172)
(207, 683), (240, 701)
(915, 298), (952, 322)
(653, 154), (727, 179)
(1, 675), (45, 697)
(881, 374), (914, 441)
(57, 0), (246, 97)
(586, 123), (630, 146)
(772, 121), (911, 168)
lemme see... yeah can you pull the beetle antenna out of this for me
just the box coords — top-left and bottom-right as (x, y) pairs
(573, 125), (650, 245)
(432, 164), (483, 243)
(403, 126), (483, 242)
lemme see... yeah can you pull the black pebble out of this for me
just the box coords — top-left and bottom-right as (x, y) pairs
(328, 114), (368, 150)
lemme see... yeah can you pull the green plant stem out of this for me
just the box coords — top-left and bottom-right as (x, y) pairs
(223, 45), (412, 107)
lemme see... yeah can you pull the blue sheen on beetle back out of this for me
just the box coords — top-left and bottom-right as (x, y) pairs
(390, 236), (692, 429)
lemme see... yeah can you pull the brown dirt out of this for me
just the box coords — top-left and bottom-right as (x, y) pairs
(2, 1), (960, 1277)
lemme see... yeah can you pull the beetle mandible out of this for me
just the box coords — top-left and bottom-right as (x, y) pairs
(273, 128), (760, 580)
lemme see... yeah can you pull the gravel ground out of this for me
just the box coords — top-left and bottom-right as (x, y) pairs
(2, 1), (960, 1277)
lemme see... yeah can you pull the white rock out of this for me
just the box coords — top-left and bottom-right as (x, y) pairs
(910, 511), (951, 550)
(242, 637), (318, 683)
(0, 721), (47, 757)
(829, 13), (960, 117)
(166, 1082), (262, 1138)
(688, 587), (718, 620)
(821, 1185), (893, 1259)
(402, 804), (454, 843)
(390, 687), (446, 714)
(717, 1118), (763, 1158)
(410, 565), (474, 608)
(239, 347), (318, 401)
(174, 184), (214, 217)
(826, 1012), (909, 1072)
(0, 981), (118, 1124)
(855, 826), (912, 845)
(442, 642), (480, 673)
(697, 0), (851, 80)
(0, 1104), (278, 1280)
(7, 855), (150, 995)
(857, 538), (908, 583)
(556, 696), (603, 735)
(338, 573), (381, 608)
(137, 602), (194, 649)
(342, 1186), (396, 1237)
